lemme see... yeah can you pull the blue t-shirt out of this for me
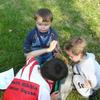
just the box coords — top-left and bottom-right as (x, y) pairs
(24, 27), (58, 65)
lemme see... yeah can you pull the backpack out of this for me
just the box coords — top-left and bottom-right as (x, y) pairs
(3, 57), (39, 100)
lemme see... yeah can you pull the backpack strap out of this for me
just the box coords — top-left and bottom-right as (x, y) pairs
(29, 61), (38, 80)
(20, 57), (38, 80)
(46, 79), (54, 91)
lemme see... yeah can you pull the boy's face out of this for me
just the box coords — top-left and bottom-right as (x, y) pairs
(66, 50), (82, 62)
(36, 17), (51, 33)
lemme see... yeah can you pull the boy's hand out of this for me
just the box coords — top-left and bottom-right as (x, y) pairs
(47, 40), (58, 52)
(51, 91), (60, 100)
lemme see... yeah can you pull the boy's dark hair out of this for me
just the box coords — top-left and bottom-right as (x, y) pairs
(34, 8), (53, 22)
(41, 58), (68, 81)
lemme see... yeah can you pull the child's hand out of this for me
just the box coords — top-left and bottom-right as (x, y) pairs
(47, 40), (58, 52)
(24, 53), (33, 60)
(54, 52), (61, 58)
(26, 55), (33, 60)
(83, 80), (92, 88)
(53, 45), (62, 59)
(51, 91), (60, 100)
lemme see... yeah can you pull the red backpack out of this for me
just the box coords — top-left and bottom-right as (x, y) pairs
(3, 57), (39, 100)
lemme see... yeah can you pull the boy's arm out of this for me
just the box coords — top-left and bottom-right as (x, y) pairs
(24, 30), (34, 53)
(25, 40), (57, 59)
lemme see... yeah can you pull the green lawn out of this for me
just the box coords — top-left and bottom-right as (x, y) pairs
(0, 0), (100, 100)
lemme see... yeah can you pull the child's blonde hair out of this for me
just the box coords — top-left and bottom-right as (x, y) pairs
(64, 37), (87, 55)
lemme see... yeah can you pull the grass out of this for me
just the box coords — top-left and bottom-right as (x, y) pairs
(0, 0), (100, 100)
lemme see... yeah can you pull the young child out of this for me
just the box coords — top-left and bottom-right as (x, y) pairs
(64, 37), (100, 98)
(3, 40), (68, 100)
(24, 8), (60, 65)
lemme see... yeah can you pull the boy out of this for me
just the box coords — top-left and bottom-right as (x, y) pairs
(64, 37), (100, 99)
(3, 40), (68, 100)
(24, 8), (59, 65)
